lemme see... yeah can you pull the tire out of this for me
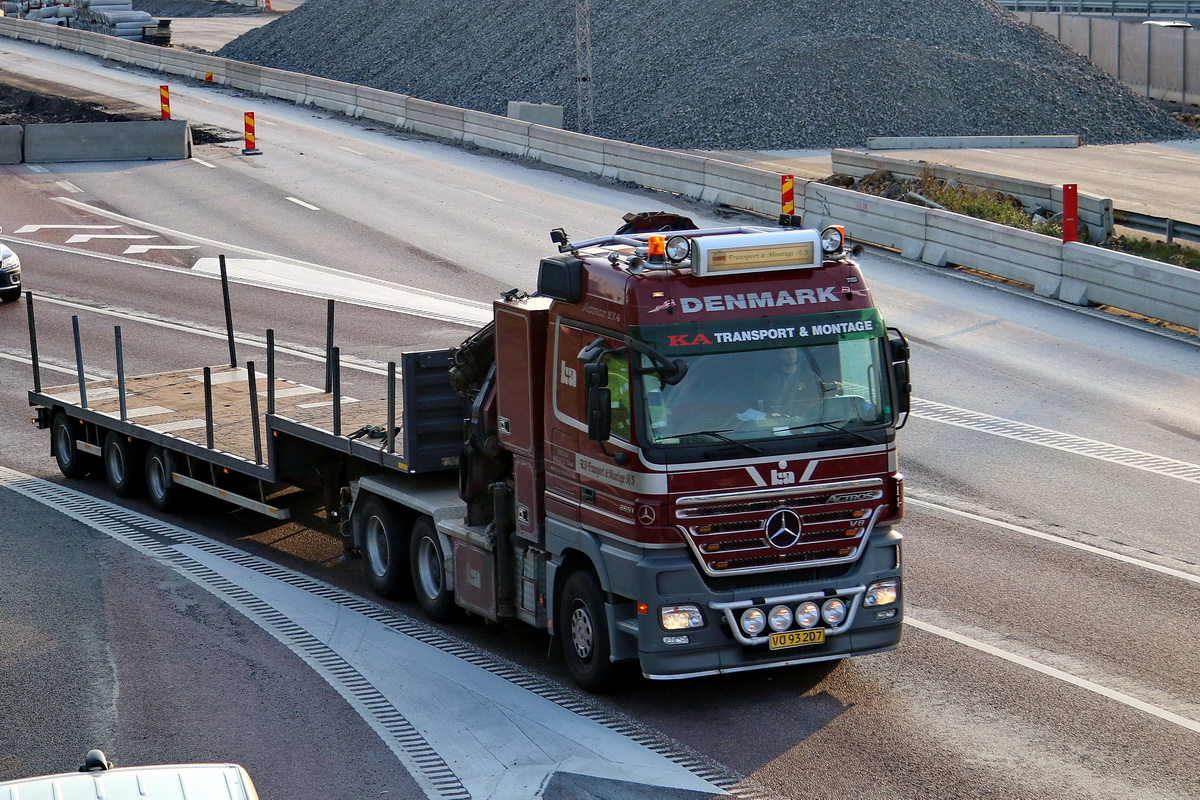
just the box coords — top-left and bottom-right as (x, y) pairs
(51, 412), (92, 479)
(409, 516), (454, 621)
(103, 431), (143, 498)
(558, 569), (615, 691)
(357, 496), (411, 599)
(144, 445), (182, 512)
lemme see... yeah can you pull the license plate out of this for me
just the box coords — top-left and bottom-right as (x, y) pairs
(768, 629), (826, 650)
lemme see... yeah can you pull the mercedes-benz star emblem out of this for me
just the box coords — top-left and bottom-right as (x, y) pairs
(764, 509), (803, 549)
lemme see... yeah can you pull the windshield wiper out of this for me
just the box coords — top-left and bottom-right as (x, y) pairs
(784, 421), (874, 444)
(667, 429), (764, 455)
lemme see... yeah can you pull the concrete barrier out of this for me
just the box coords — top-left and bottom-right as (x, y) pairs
(23, 120), (191, 162)
(0, 17), (1194, 335)
(831, 149), (1113, 242)
(0, 126), (22, 164)
(867, 135), (1081, 150)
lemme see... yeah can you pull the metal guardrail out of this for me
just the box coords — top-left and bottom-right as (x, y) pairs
(1114, 209), (1200, 243)
(997, 0), (1196, 14)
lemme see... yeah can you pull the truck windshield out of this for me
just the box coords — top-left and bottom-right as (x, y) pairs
(641, 337), (892, 446)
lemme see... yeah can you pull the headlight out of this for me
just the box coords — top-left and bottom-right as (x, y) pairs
(795, 601), (820, 628)
(0, 255), (17, 270)
(661, 604), (704, 630)
(767, 605), (793, 632)
(822, 598), (847, 625)
(820, 226), (845, 253)
(740, 607), (766, 635)
(864, 578), (899, 607)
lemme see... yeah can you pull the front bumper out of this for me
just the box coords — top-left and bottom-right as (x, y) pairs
(633, 527), (903, 680)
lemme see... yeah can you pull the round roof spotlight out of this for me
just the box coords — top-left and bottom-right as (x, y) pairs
(820, 226), (845, 254)
(665, 235), (691, 264)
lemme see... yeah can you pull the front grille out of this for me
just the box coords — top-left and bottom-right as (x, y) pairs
(677, 482), (886, 577)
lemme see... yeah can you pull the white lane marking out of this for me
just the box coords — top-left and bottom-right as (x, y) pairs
(0, 349), (100, 379)
(65, 234), (157, 243)
(908, 497), (1200, 586)
(14, 224), (119, 234)
(468, 189), (505, 203)
(192, 258), (492, 327)
(0, 469), (732, 800)
(25, 165), (49, 173)
(285, 197), (320, 211)
(124, 245), (200, 254)
(906, 617), (1200, 735)
(911, 398), (1200, 485)
(49, 197), (491, 325)
(339, 146), (365, 156)
(190, 157), (216, 169)
(55, 181), (83, 193)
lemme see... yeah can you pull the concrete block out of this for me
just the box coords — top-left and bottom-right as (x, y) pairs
(464, 109), (531, 157)
(506, 102), (563, 129)
(901, 239), (925, 261)
(866, 135), (1081, 150)
(1057, 278), (1090, 306)
(1034, 276), (1061, 298)
(922, 243), (949, 266)
(0, 125), (22, 165)
(24, 120), (191, 163)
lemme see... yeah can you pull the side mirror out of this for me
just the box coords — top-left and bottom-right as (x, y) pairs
(886, 328), (912, 419)
(586, 386), (612, 442)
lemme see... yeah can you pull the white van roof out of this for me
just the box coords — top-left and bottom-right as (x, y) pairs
(0, 764), (259, 800)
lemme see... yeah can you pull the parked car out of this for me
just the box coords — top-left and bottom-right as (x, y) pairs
(0, 226), (21, 303)
(0, 751), (260, 800)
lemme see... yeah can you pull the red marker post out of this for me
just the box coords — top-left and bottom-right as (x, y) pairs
(1062, 183), (1078, 243)
(242, 112), (262, 155)
(159, 85), (170, 120)
(781, 174), (795, 216)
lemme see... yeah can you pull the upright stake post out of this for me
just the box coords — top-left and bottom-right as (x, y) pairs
(386, 361), (397, 455)
(203, 367), (215, 450)
(26, 292), (40, 394)
(247, 360), (263, 465)
(324, 298), (335, 393)
(72, 315), (88, 409)
(115, 326), (128, 422)
(332, 346), (342, 437)
(219, 254), (237, 369)
(266, 329), (276, 415)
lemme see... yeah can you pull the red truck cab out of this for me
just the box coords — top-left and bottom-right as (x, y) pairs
(490, 220), (910, 686)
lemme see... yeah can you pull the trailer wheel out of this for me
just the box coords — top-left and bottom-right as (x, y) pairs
(410, 516), (454, 621)
(144, 445), (181, 512)
(51, 412), (93, 479)
(103, 431), (143, 498)
(358, 496), (411, 599)
(558, 570), (614, 691)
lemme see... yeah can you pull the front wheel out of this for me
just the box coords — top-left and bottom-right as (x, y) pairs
(409, 516), (454, 621)
(558, 570), (615, 692)
(51, 412), (92, 479)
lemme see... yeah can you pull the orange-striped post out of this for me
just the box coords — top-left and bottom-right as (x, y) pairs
(159, 85), (170, 120)
(204, 72), (214, 83)
(242, 112), (262, 155)
(781, 174), (795, 215)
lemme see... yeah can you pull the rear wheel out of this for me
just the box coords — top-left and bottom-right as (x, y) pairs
(558, 570), (615, 691)
(357, 496), (411, 599)
(51, 412), (92, 479)
(409, 516), (454, 621)
(103, 431), (143, 498)
(144, 445), (182, 512)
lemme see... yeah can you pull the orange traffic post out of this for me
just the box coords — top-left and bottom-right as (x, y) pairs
(242, 112), (262, 156)
(159, 85), (170, 120)
(781, 174), (795, 215)
(1062, 183), (1078, 243)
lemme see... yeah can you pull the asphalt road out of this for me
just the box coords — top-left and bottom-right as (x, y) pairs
(1, 30), (1199, 800)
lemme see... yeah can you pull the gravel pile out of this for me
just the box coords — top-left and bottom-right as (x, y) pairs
(216, 0), (1196, 150)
